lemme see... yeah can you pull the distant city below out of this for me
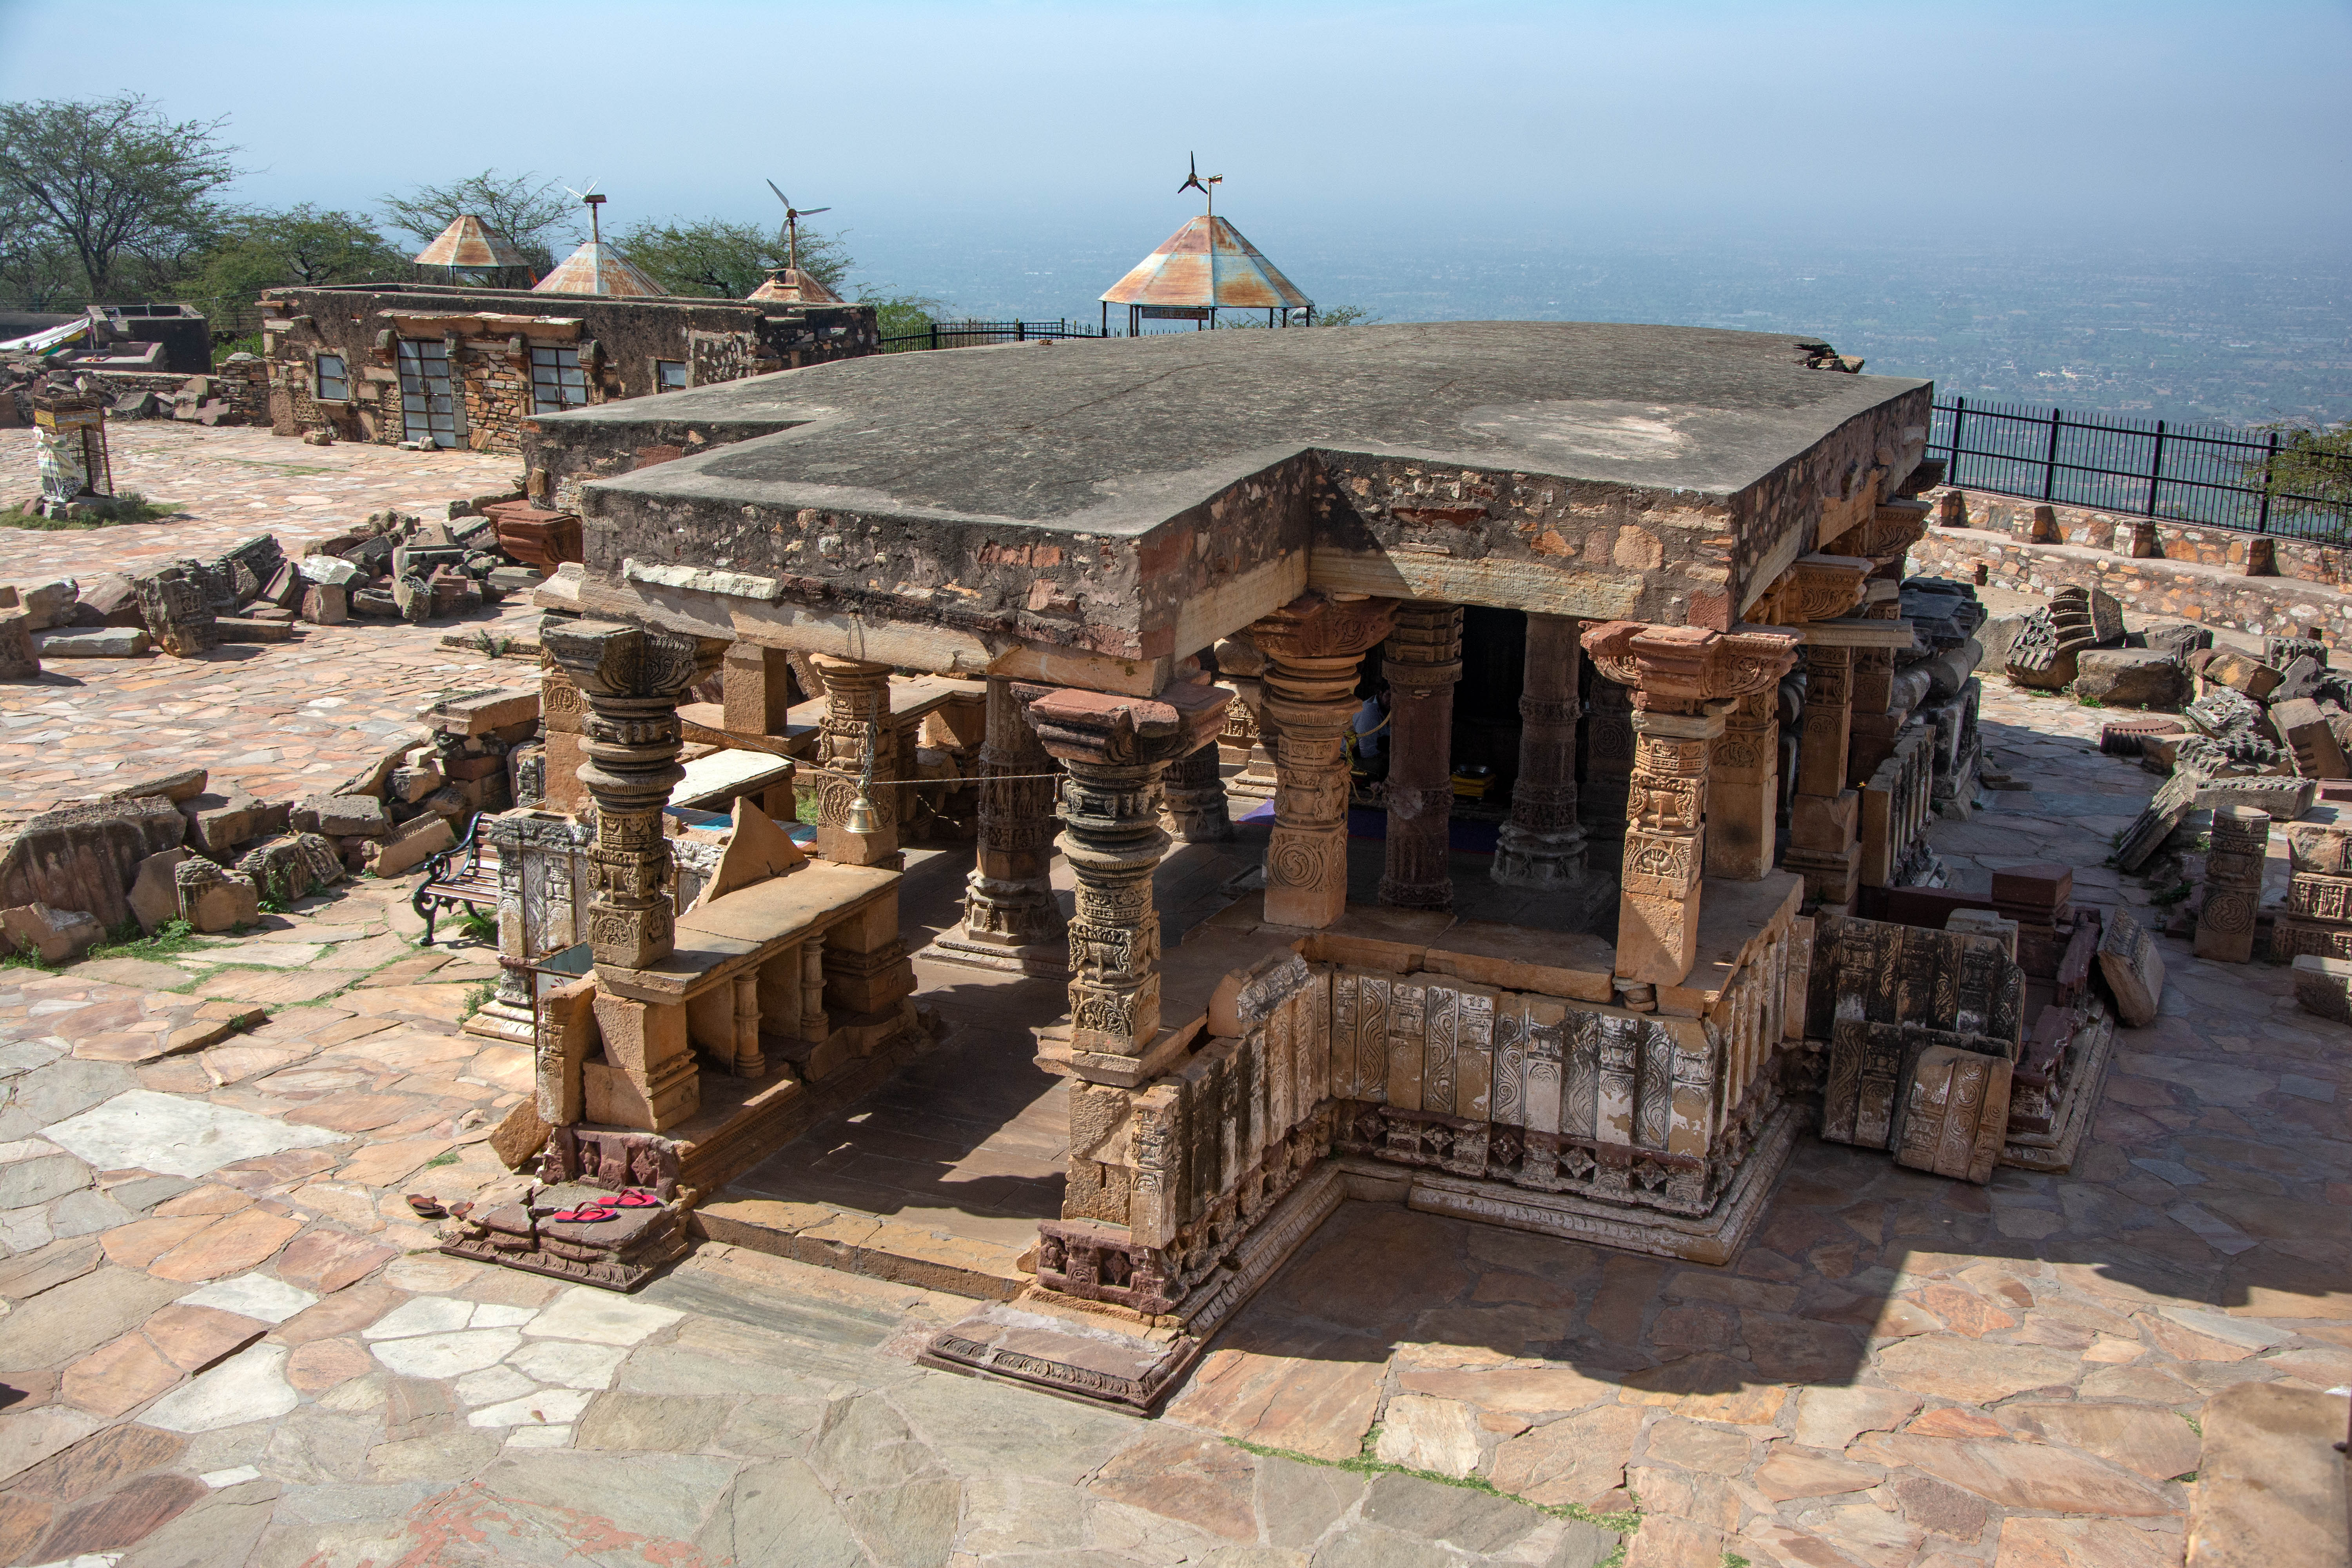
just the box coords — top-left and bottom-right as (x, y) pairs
(845, 219), (2350, 429)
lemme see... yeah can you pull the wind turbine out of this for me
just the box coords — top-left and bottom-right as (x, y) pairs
(562, 180), (608, 245)
(1178, 153), (1221, 219)
(764, 180), (831, 274)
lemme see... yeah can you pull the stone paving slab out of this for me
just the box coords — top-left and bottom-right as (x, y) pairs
(0, 422), (534, 821)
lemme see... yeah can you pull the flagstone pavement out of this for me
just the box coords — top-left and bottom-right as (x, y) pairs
(0, 652), (2343, 1561)
(0, 423), (535, 824)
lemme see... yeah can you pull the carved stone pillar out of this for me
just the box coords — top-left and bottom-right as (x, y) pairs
(1583, 621), (1801, 986)
(936, 675), (1065, 973)
(1213, 635), (1279, 799)
(1247, 591), (1399, 930)
(1495, 613), (1586, 888)
(1024, 682), (1230, 1085)
(540, 658), (589, 817)
(1706, 688), (1780, 881)
(1581, 676), (1635, 840)
(1163, 663), (1234, 843)
(1380, 602), (1464, 911)
(540, 616), (722, 972)
(731, 971), (763, 1077)
(810, 655), (897, 868)
(722, 641), (798, 735)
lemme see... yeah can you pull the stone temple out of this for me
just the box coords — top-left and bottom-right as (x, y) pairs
(462, 319), (2092, 1410)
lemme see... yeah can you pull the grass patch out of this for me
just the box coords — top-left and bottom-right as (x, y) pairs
(470, 630), (517, 658)
(85, 918), (205, 962)
(1221, 1427), (1641, 1552)
(459, 981), (494, 1022)
(424, 1149), (462, 1169)
(0, 492), (183, 530)
(456, 907), (497, 944)
(2076, 691), (2105, 708)
(0, 940), (58, 973)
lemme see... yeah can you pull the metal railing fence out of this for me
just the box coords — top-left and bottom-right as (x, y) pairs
(1932, 397), (2352, 544)
(877, 318), (1111, 354)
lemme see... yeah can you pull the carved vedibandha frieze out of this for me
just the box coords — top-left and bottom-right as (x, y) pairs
(1581, 621), (1802, 985)
(539, 615), (725, 973)
(1381, 602), (1465, 911)
(1247, 591), (1399, 929)
(1023, 680), (1230, 1081)
(1495, 613), (1586, 889)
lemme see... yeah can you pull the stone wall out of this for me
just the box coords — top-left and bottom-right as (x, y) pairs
(1913, 488), (2352, 644)
(78, 357), (270, 426)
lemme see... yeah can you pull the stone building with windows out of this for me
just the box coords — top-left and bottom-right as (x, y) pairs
(255, 279), (878, 454)
(479, 321), (2094, 1412)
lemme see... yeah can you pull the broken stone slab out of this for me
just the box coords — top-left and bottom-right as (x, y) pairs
(431, 686), (540, 736)
(2285, 818), (2352, 875)
(299, 584), (348, 625)
(103, 768), (207, 805)
(292, 795), (389, 838)
(0, 902), (101, 963)
(75, 574), (142, 627)
(2096, 907), (2167, 1027)
(391, 575), (432, 623)
(486, 566), (544, 594)
(2141, 622), (2214, 661)
(0, 610), (41, 680)
(350, 588), (401, 619)
(0, 797), (186, 930)
(212, 536), (284, 603)
(2072, 648), (2187, 709)
(16, 579), (77, 631)
(387, 763), (443, 804)
(2198, 649), (2285, 701)
(2185, 1378), (2352, 1566)
(1893, 1044), (2012, 1184)
(213, 616), (295, 643)
(34, 627), (151, 658)
(296, 554), (362, 587)
(2263, 634), (2330, 670)
(2290, 955), (2352, 1024)
(175, 859), (259, 933)
(178, 791), (263, 859)
(2271, 654), (2328, 705)
(234, 833), (344, 904)
(2196, 774), (2318, 823)
(128, 849), (190, 934)
(367, 813), (454, 877)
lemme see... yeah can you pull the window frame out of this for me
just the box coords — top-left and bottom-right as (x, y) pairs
(529, 343), (589, 415)
(654, 358), (688, 394)
(314, 352), (350, 403)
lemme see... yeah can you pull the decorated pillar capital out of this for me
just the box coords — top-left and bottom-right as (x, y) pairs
(539, 616), (726, 972)
(1854, 500), (1933, 574)
(1246, 590), (1399, 668)
(1749, 553), (1872, 626)
(1020, 680), (1231, 771)
(1581, 621), (1802, 714)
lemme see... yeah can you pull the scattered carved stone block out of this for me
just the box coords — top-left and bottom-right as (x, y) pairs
(1894, 1045), (2013, 1184)
(291, 795), (388, 838)
(2195, 774), (2316, 822)
(2174, 734), (2289, 779)
(2270, 655), (2327, 705)
(2072, 649), (2187, 709)
(2198, 650), (2283, 701)
(2270, 697), (2350, 780)
(0, 608), (39, 680)
(174, 859), (258, 933)
(177, 790), (261, 858)
(2096, 908), (2166, 1027)
(2285, 820), (2352, 875)
(234, 833), (344, 904)
(2116, 770), (2202, 872)
(2264, 634), (2328, 670)
(0, 796), (186, 929)
(2290, 955), (2352, 1024)
(0, 902), (100, 962)
(365, 813), (454, 877)
(130, 561), (218, 657)
(2195, 806), (2269, 964)
(127, 849), (188, 934)
(2003, 610), (2074, 691)
(2183, 687), (2266, 739)
(299, 584), (347, 625)
(2099, 716), (2187, 757)
(1812, 915), (2025, 1152)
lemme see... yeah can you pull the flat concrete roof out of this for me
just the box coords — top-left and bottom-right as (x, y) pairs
(538, 319), (1928, 530)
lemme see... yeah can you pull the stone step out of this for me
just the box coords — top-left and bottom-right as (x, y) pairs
(691, 1194), (1031, 1302)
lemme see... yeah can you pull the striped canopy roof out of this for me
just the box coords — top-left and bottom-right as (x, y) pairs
(412, 215), (529, 270)
(1100, 215), (1311, 311)
(532, 241), (661, 298)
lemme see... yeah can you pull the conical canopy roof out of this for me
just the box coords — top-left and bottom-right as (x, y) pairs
(748, 266), (843, 305)
(412, 214), (529, 270)
(532, 240), (661, 298)
(1100, 215), (1310, 311)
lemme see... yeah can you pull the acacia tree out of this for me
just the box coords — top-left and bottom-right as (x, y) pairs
(613, 216), (850, 298)
(0, 94), (240, 301)
(380, 171), (575, 274)
(187, 205), (410, 328)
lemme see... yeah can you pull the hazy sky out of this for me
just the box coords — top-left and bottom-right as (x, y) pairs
(3, 0), (2348, 302)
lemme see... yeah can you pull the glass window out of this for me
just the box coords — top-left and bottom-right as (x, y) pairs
(530, 344), (588, 413)
(655, 359), (688, 392)
(315, 353), (348, 401)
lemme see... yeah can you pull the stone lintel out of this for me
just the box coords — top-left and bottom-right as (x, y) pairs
(1798, 617), (1917, 648)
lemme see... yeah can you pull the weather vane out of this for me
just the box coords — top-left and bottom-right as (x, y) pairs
(562, 180), (606, 243)
(764, 180), (831, 274)
(1178, 153), (1222, 219)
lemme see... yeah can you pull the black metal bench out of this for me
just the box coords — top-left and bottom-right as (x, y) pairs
(414, 813), (499, 946)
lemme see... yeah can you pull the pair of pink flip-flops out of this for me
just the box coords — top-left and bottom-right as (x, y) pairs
(545, 1189), (662, 1223)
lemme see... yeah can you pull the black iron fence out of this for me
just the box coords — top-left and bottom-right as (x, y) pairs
(878, 318), (1111, 354)
(1931, 397), (2352, 544)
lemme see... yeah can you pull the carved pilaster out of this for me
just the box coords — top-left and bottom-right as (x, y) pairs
(1581, 677), (1635, 838)
(811, 655), (897, 868)
(1381, 602), (1464, 911)
(2195, 804), (2269, 964)
(1024, 681), (1229, 1083)
(539, 657), (589, 817)
(1706, 688), (1779, 881)
(937, 676), (1065, 972)
(1582, 621), (1801, 985)
(1163, 665), (1236, 843)
(1495, 613), (1586, 888)
(539, 616), (723, 971)
(1247, 591), (1399, 930)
